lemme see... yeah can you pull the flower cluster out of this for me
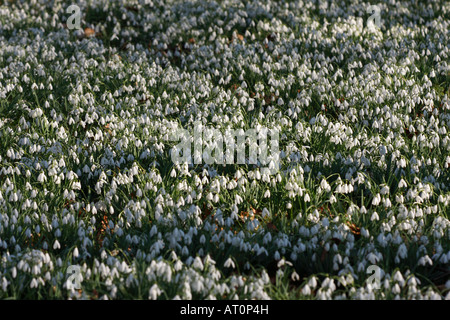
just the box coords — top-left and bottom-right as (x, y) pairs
(0, 0), (448, 299)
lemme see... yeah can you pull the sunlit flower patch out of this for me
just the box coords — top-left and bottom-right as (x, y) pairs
(0, 0), (449, 300)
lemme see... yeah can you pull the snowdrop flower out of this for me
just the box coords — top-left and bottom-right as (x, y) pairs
(329, 195), (337, 203)
(73, 247), (79, 258)
(193, 257), (204, 271)
(372, 194), (381, 206)
(398, 179), (407, 188)
(149, 284), (162, 300)
(274, 251), (281, 261)
(224, 257), (235, 269)
(261, 208), (271, 219)
(30, 278), (38, 289)
(301, 284), (311, 295)
(371, 212), (379, 221)
(397, 244), (408, 259)
(0, 0), (447, 301)
(393, 271), (405, 287)
(308, 276), (318, 288)
(380, 185), (390, 195)
(418, 255), (433, 266)
(37, 172), (47, 183)
(392, 283), (401, 294)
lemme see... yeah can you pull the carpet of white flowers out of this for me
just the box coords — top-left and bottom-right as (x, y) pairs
(0, 0), (449, 300)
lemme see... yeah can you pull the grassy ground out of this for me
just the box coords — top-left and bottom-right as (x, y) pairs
(0, 0), (449, 299)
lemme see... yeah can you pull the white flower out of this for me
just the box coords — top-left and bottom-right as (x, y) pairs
(308, 276), (317, 288)
(291, 271), (300, 282)
(392, 283), (401, 294)
(30, 278), (38, 289)
(367, 253), (379, 264)
(301, 284), (311, 295)
(371, 211), (379, 221)
(274, 251), (281, 260)
(398, 179), (407, 188)
(418, 255), (433, 266)
(329, 195), (337, 203)
(304, 193), (311, 202)
(224, 257), (235, 269)
(192, 257), (204, 271)
(261, 208), (271, 219)
(149, 284), (162, 300)
(372, 193), (381, 206)
(73, 247), (79, 258)
(397, 244), (408, 259)
(37, 172), (47, 183)
(393, 271), (405, 287)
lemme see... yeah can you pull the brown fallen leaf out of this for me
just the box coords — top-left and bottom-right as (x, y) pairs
(201, 203), (212, 221)
(346, 221), (361, 235)
(95, 214), (109, 247)
(90, 289), (99, 300)
(237, 34), (244, 41)
(239, 210), (254, 223)
(84, 27), (95, 37)
(267, 222), (278, 232)
(250, 206), (262, 216)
